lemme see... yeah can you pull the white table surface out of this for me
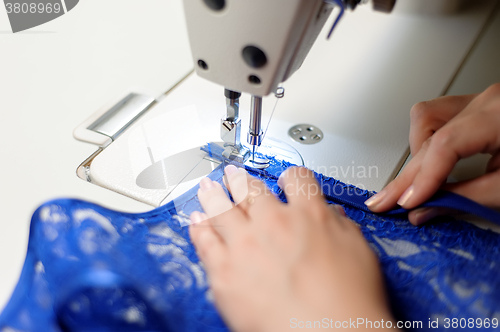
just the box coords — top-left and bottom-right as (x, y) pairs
(0, 0), (192, 311)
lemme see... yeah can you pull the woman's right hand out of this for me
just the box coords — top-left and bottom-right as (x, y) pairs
(365, 83), (500, 224)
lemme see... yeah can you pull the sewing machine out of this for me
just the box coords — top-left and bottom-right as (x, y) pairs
(72, 0), (499, 207)
(74, 0), (401, 205)
(182, 0), (396, 167)
(2, 0), (500, 311)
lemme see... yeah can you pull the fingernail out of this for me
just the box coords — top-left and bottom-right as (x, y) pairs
(397, 185), (415, 207)
(277, 172), (286, 188)
(200, 177), (214, 192)
(190, 211), (203, 224)
(364, 190), (386, 209)
(334, 205), (346, 217)
(225, 165), (238, 176)
(413, 208), (438, 225)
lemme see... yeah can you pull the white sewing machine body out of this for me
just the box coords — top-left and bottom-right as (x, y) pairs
(2, 0), (500, 312)
(183, 0), (336, 97)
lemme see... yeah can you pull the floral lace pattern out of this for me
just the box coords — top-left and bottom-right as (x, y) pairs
(1, 150), (499, 331)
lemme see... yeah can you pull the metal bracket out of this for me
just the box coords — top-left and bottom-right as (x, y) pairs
(73, 92), (156, 181)
(73, 92), (156, 147)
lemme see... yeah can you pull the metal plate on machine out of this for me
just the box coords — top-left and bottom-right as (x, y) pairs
(288, 124), (324, 144)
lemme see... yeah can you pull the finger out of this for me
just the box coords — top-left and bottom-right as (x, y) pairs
(277, 167), (324, 209)
(368, 134), (500, 213)
(328, 204), (355, 229)
(189, 213), (229, 275)
(327, 204), (347, 224)
(486, 152), (500, 173)
(443, 171), (500, 209)
(399, 112), (500, 209)
(330, 204), (346, 217)
(189, 211), (209, 225)
(408, 207), (459, 225)
(224, 165), (281, 220)
(409, 94), (477, 155)
(198, 178), (234, 218)
(197, 177), (248, 241)
(387, 90), (499, 210)
(365, 143), (428, 212)
(189, 211), (209, 227)
(223, 165), (257, 205)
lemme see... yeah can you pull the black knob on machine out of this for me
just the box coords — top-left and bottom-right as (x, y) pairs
(372, 0), (397, 13)
(342, 0), (397, 13)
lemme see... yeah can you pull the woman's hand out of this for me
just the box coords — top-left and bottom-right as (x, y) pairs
(365, 83), (500, 224)
(190, 166), (394, 332)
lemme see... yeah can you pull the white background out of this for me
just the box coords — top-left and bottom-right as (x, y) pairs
(0, 0), (193, 311)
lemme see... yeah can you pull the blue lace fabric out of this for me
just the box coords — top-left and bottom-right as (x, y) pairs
(1, 145), (499, 332)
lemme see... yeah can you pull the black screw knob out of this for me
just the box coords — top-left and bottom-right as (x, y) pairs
(203, 0), (225, 11)
(198, 59), (208, 70)
(248, 75), (261, 84)
(372, 0), (397, 13)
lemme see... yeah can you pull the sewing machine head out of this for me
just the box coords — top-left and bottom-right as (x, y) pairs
(182, 0), (396, 166)
(75, 0), (492, 209)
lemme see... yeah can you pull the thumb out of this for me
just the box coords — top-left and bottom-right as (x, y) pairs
(408, 207), (459, 225)
(443, 170), (500, 210)
(409, 161), (500, 225)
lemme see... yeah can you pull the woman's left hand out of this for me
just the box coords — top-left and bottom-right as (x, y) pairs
(189, 166), (394, 332)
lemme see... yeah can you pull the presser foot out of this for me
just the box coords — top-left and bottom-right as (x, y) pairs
(222, 144), (250, 164)
(221, 143), (270, 169)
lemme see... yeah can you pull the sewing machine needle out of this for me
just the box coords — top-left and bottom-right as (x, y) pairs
(252, 145), (256, 162)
